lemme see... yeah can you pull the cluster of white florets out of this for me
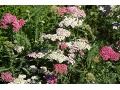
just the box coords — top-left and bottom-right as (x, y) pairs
(46, 50), (69, 63)
(59, 16), (83, 28)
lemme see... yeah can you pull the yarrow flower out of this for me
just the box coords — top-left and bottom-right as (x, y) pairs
(99, 46), (120, 61)
(66, 38), (91, 52)
(41, 34), (65, 41)
(58, 16), (83, 28)
(68, 53), (75, 65)
(41, 28), (71, 41)
(57, 6), (86, 18)
(58, 7), (68, 15)
(0, 13), (25, 32)
(44, 74), (58, 84)
(27, 52), (46, 59)
(47, 50), (69, 63)
(67, 6), (86, 18)
(54, 64), (67, 74)
(56, 28), (71, 37)
(60, 42), (68, 50)
(41, 28), (70, 41)
(18, 74), (26, 79)
(1, 72), (14, 82)
(9, 74), (27, 84)
(62, 38), (91, 65)
(14, 46), (24, 53)
(27, 52), (38, 59)
(9, 74), (38, 84)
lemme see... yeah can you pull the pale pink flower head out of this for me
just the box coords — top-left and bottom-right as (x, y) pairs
(56, 28), (71, 37)
(1, 72), (14, 82)
(54, 64), (67, 74)
(58, 7), (68, 15)
(68, 54), (75, 65)
(75, 10), (86, 18)
(67, 6), (86, 18)
(60, 42), (68, 50)
(67, 6), (78, 13)
(27, 52), (38, 59)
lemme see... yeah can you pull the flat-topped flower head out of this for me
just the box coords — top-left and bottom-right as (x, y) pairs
(58, 16), (83, 28)
(54, 64), (67, 74)
(56, 28), (71, 37)
(58, 7), (68, 15)
(1, 72), (14, 82)
(47, 50), (69, 63)
(57, 6), (86, 18)
(27, 52), (38, 59)
(99, 46), (120, 61)
(0, 13), (25, 32)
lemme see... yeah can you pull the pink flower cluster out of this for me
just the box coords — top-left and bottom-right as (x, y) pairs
(56, 28), (71, 37)
(1, 72), (14, 82)
(0, 13), (25, 32)
(27, 52), (38, 59)
(58, 6), (86, 18)
(67, 6), (86, 18)
(60, 42), (68, 50)
(58, 7), (68, 15)
(54, 64), (67, 74)
(99, 46), (120, 61)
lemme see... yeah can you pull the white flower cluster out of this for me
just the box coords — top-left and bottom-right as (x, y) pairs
(41, 34), (65, 41)
(14, 46), (24, 53)
(75, 39), (91, 50)
(56, 28), (71, 37)
(9, 74), (28, 84)
(46, 50), (69, 63)
(9, 74), (40, 84)
(66, 38), (91, 52)
(41, 28), (71, 41)
(27, 52), (47, 59)
(27, 50), (69, 63)
(58, 16), (83, 28)
(37, 52), (46, 58)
